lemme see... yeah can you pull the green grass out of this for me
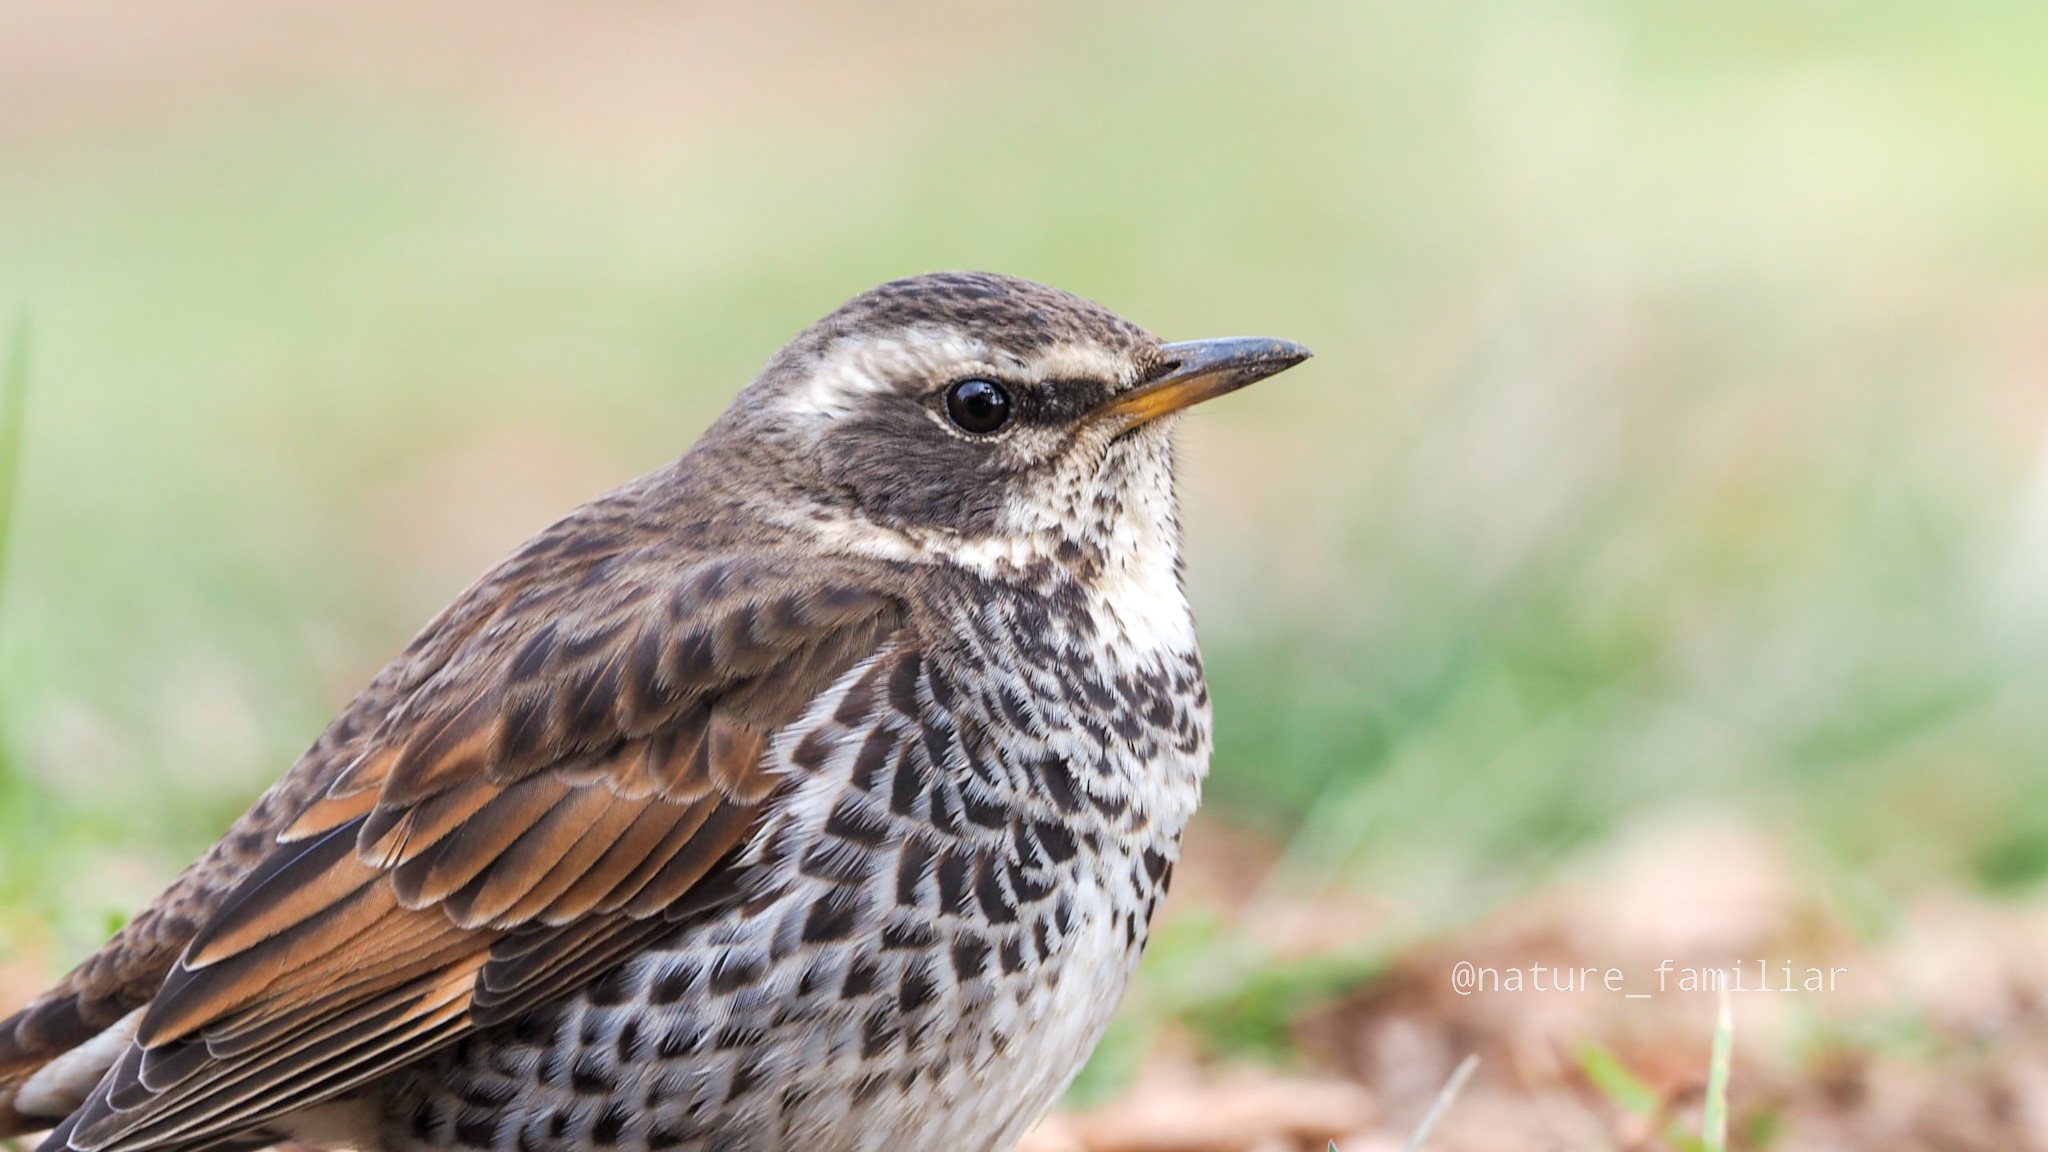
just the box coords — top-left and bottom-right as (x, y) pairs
(1573, 1020), (1739, 1152)
(1704, 994), (1735, 1152)
(0, 0), (2045, 994)
(1574, 1037), (1662, 1119)
(0, 316), (46, 947)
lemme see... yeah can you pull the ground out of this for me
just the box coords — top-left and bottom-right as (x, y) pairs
(1015, 814), (2048, 1152)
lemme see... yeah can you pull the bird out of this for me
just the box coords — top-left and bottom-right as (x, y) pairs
(0, 271), (1310, 1152)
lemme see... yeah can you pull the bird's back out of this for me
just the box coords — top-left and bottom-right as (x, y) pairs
(0, 461), (898, 1147)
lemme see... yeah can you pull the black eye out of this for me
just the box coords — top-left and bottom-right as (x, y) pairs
(944, 378), (1012, 435)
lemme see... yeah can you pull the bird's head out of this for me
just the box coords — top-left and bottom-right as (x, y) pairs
(704, 271), (1310, 576)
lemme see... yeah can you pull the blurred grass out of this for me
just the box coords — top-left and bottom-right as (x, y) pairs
(0, 315), (37, 946)
(1, 0), (2047, 998)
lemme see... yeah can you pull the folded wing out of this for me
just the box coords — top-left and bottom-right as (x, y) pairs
(29, 532), (902, 1152)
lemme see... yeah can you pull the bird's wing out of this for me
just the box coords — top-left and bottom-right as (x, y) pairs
(0, 482), (618, 1125)
(30, 533), (903, 1152)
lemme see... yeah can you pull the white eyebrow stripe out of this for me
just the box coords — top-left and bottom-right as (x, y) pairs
(783, 332), (1143, 423)
(786, 328), (992, 420)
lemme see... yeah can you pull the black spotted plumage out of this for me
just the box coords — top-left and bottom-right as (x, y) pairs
(0, 272), (1309, 1152)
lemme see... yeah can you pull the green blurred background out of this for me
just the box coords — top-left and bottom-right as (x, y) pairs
(3, 0), (2047, 990)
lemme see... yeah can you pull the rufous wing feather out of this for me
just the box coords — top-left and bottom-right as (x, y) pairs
(31, 546), (902, 1152)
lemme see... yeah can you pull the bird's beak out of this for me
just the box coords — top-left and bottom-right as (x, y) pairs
(1091, 337), (1313, 432)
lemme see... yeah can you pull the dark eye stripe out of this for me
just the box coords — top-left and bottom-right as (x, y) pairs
(1025, 379), (1116, 424)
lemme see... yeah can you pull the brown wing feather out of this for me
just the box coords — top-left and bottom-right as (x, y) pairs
(6, 495), (903, 1151)
(0, 501), (526, 1133)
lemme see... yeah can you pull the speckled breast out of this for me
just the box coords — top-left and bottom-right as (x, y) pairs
(384, 569), (1211, 1152)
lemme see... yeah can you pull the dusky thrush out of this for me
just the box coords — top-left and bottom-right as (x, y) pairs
(0, 272), (1310, 1152)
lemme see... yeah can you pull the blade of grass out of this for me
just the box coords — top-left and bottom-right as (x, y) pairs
(1703, 989), (1734, 1152)
(0, 314), (32, 917)
(1574, 1035), (1713, 1151)
(1401, 1052), (1478, 1152)
(0, 312), (26, 612)
(1573, 1037), (1660, 1117)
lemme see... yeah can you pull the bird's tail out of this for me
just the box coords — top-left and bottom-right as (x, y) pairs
(0, 988), (144, 1138)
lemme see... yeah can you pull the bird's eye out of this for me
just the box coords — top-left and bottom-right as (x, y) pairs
(944, 378), (1012, 435)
